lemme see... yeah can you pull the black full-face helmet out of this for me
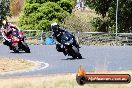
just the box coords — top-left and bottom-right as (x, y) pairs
(51, 22), (60, 34)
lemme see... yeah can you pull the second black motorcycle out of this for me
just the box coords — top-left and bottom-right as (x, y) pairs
(55, 31), (82, 59)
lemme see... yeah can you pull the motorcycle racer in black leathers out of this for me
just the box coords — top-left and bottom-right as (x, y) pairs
(51, 22), (81, 57)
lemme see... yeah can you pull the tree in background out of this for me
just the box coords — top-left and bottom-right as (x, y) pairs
(86, 0), (132, 33)
(0, 0), (10, 26)
(10, 0), (24, 16)
(63, 9), (96, 32)
(18, 0), (75, 31)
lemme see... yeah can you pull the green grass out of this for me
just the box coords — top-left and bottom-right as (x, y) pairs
(0, 72), (132, 88)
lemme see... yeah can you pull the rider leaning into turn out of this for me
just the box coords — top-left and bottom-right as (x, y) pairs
(51, 22), (80, 49)
(1, 20), (19, 46)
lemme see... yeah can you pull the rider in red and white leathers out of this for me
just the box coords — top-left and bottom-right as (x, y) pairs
(1, 20), (19, 46)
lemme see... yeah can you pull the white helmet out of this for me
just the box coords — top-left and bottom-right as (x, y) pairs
(51, 22), (57, 27)
(2, 20), (7, 25)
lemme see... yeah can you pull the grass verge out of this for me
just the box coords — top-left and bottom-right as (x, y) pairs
(0, 57), (34, 72)
(0, 71), (132, 88)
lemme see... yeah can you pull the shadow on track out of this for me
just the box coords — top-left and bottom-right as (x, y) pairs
(10, 52), (31, 54)
(61, 58), (85, 60)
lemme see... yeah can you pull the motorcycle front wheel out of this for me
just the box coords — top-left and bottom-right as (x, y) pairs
(19, 42), (31, 53)
(13, 48), (19, 53)
(70, 46), (82, 59)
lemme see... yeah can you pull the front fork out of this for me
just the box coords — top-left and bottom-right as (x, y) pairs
(63, 45), (72, 56)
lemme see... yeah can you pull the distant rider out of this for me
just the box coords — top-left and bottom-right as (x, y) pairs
(1, 20), (19, 47)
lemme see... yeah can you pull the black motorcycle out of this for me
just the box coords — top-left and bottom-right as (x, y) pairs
(55, 32), (82, 59)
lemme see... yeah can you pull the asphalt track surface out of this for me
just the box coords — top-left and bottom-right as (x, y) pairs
(0, 45), (132, 77)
